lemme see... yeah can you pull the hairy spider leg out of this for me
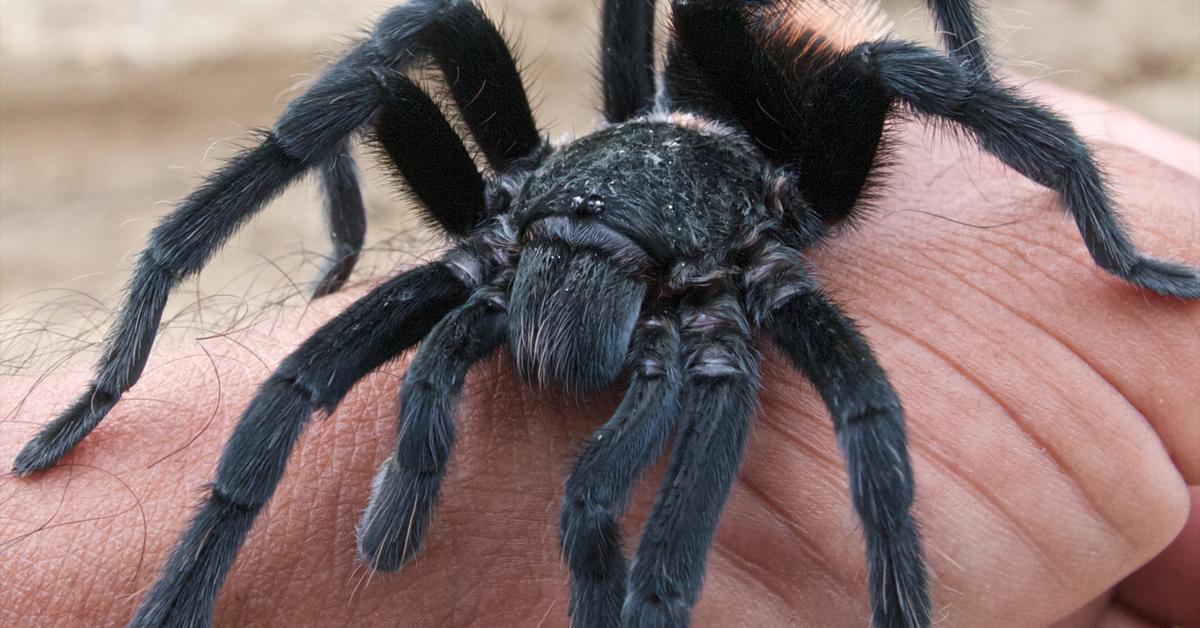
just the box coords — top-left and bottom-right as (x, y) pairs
(357, 282), (509, 571)
(13, 0), (543, 476)
(14, 136), (313, 476)
(601, 0), (658, 122)
(751, 258), (930, 628)
(313, 142), (369, 298)
(382, 0), (542, 172)
(856, 39), (1200, 298)
(561, 315), (684, 628)
(374, 72), (490, 234)
(624, 294), (759, 627)
(925, 0), (991, 76)
(128, 260), (472, 628)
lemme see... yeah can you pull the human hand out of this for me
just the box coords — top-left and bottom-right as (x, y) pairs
(2, 85), (1196, 627)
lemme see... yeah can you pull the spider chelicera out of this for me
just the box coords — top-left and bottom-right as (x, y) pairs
(13, 0), (1199, 626)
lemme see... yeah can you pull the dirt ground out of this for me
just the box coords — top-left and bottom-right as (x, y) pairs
(1, 0), (1197, 339)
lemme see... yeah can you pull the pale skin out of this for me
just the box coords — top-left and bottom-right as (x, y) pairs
(1, 86), (1197, 627)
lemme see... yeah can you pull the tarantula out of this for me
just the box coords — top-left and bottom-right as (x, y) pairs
(13, 0), (1199, 626)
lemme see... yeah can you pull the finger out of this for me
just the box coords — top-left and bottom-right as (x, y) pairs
(1117, 485), (1200, 627)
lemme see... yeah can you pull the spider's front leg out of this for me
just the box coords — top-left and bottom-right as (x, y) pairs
(624, 294), (760, 628)
(129, 259), (473, 627)
(13, 0), (544, 477)
(561, 315), (684, 628)
(357, 279), (509, 570)
(745, 245), (930, 628)
(925, 0), (991, 75)
(601, 0), (658, 121)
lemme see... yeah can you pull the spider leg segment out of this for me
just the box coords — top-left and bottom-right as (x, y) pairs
(13, 137), (310, 476)
(13, 0), (543, 477)
(128, 259), (474, 627)
(925, 0), (991, 75)
(769, 290), (928, 627)
(858, 39), (1200, 298)
(373, 71), (490, 235)
(357, 281), (509, 571)
(561, 315), (684, 628)
(601, 0), (658, 122)
(747, 244), (930, 628)
(312, 142), (368, 298)
(624, 294), (760, 627)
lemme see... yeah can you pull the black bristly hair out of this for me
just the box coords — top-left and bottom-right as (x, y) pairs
(13, 1), (1199, 627)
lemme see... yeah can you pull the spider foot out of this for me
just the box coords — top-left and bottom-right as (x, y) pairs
(566, 535), (627, 628)
(310, 255), (357, 299)
(13, 385), (117, 476)
(865, 526), (932, 628)
(129, 492), (257, 628)
(570, 575), (625, 628)
(356, 454), (441, 571)
(1119, 256), (1200, 299)
(621, 590), (690, 628)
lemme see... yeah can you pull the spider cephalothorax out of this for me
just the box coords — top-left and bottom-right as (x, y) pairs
(14, 0), (1199, 627)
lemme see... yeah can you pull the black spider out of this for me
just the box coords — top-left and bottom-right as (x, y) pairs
(13, 0), (1200, 626)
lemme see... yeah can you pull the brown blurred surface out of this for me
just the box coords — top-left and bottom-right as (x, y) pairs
(1, 0), (1197, 316)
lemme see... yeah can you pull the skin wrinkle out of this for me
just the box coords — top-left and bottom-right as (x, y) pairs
(979, 215), (1119, 292)
(708, 540), (796, 621)
(922, 239), (1162, 471)
(909, 429), (1066, 583)
(916, 203), (1091, 297)
(957, 260), (1198, 483)
(878, 149), (1200, 482)
(734, 470), (862, 602)
(956, 158), (1195, 294)
(960, 215), (1192, 351)
(968, 221), (1113, 297)
(862, 305), (1130, 548)
(814, 318), (1078, 618)
(752, 382), (844, 471)
(850, 204), (1187, 420)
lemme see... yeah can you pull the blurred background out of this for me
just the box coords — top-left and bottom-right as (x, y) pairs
(1, 0), (1198, 352)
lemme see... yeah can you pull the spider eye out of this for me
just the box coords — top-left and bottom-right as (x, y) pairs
(570, 193), (607, 217)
